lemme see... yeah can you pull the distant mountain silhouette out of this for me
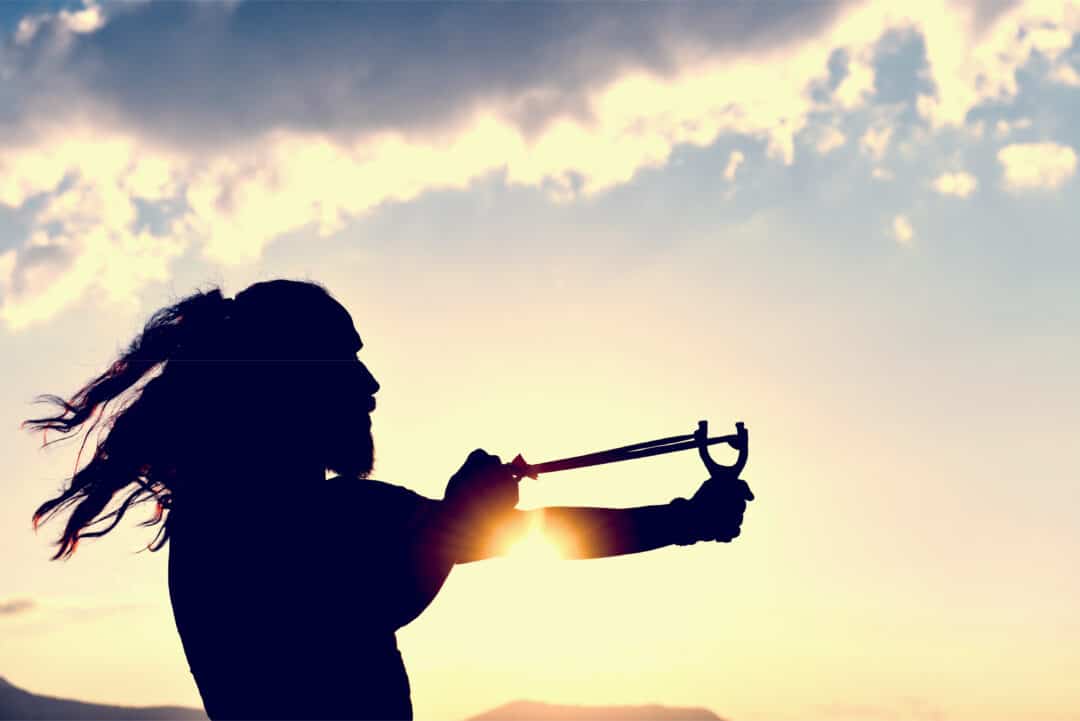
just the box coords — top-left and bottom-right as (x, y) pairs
(0, 676), (207, 721)
(466, 700), (725, 721)
(1, 676), (727, 721)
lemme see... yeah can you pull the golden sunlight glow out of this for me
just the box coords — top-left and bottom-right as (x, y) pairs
(504, 510), (564, 562)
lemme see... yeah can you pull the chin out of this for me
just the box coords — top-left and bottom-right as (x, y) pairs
(326, 430), (375, 479)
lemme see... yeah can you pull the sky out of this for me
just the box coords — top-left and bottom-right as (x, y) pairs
(1, 1), (1079, 720)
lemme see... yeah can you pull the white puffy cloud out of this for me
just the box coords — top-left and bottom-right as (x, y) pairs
(14, 0), (104, 46)
(892, 214), (914, 246)
(0, 124), (187, 330)
(997, 142), (1078, 192)
(860, 125), (893, 161)
(814, 127), (847, 155)
(994, 117), (1033, 139)
(833, 50), (875, 110)
(931, 171), (978, 198)
(1051, 63), (1080, 87)
(912, 2), (1080, 128)
(723, 151), (745, 182)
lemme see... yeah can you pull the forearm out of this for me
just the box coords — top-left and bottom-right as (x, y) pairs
(453, 501), (694, 563)
(528, 503), (692, 560)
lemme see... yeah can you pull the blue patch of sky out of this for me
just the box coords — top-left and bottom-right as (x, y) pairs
(132, 197), (186, 238)
(0, 206), (25, 254)
(0, 0), (78, 36)
(1013, 56), (1080, 148)
(1065, 30), (1080, 63)
(0, 189), (56, 254)
(0, 171), (82, 252)
(967, 30), (1080, 139)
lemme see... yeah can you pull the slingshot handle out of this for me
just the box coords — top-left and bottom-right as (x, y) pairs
(508, 453), (534, 480)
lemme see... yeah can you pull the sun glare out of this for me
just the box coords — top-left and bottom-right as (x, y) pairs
(505, 511), (564, 562)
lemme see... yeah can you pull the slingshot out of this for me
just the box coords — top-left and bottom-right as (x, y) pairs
(507, 420), (749, 482)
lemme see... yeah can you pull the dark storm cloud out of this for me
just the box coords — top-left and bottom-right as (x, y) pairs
(9, 1), (852, 151)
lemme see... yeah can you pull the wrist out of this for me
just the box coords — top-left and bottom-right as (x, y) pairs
(439, 495), (479, 527)
(668, 498), (700, 546)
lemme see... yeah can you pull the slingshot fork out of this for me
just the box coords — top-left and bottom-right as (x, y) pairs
(695, 420), (748, 483)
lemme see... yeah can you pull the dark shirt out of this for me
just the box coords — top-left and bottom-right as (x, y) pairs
(168, 479), (443, 720)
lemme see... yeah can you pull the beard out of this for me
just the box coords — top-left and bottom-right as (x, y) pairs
(324, 422), (375, 479)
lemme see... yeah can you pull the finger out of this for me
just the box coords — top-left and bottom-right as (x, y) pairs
(738, 479), (755, 502)
(716, 526), (741, 543)
(499, 466), (520, 488)
(468, 448), (488, 460)
(484, 482), (518, 513)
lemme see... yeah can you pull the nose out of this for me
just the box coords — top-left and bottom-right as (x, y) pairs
(358, 361), (380, 395)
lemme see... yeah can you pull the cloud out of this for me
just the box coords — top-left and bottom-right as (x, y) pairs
(0, 1), (857, 327)
(0, 598), (35, 616)
(911, 2), (1080, 128)
(814, 126), (847, 155)
(931, 171), (978, 198)
(994, 117), (1033, 139)
(0, 127), (188, 330)
(13, 0), (105, 46)
(872, 167), (895, 181)
(723, 151), (745, 182)
(1051, 61), (1080, 86)
(7, 2), (849, 151)
(1, 0), (1079, 329)
(997, 142), (1078, 191)
(833, 48), (875, 110)
(892, 214), (914, 245)
(0, 596), (148, 638)
(860, 122), (893, 161)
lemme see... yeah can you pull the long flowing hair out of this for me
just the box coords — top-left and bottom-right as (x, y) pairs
(22, 280), (330, 559)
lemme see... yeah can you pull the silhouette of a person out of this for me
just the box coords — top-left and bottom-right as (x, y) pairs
(25, 279), (753, 721)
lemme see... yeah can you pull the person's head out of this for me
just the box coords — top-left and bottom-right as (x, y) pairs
(23, 279), (380, 558)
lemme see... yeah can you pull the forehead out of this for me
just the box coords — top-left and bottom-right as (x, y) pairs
(322, 298), (363, 352)
(271, 294), (361, 357)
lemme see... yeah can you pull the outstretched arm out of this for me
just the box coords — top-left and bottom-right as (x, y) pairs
(412, 448), (752, 564)
(391, 499), (692, 626)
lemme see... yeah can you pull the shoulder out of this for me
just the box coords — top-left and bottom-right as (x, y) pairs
(328, 478), (441, 539)
(325, 476), (438, 519)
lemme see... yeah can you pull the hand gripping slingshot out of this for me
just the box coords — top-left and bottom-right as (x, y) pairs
(506, 420), (749, 483)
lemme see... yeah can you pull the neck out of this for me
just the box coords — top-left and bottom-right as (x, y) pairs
(176, 451), (326, 498)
